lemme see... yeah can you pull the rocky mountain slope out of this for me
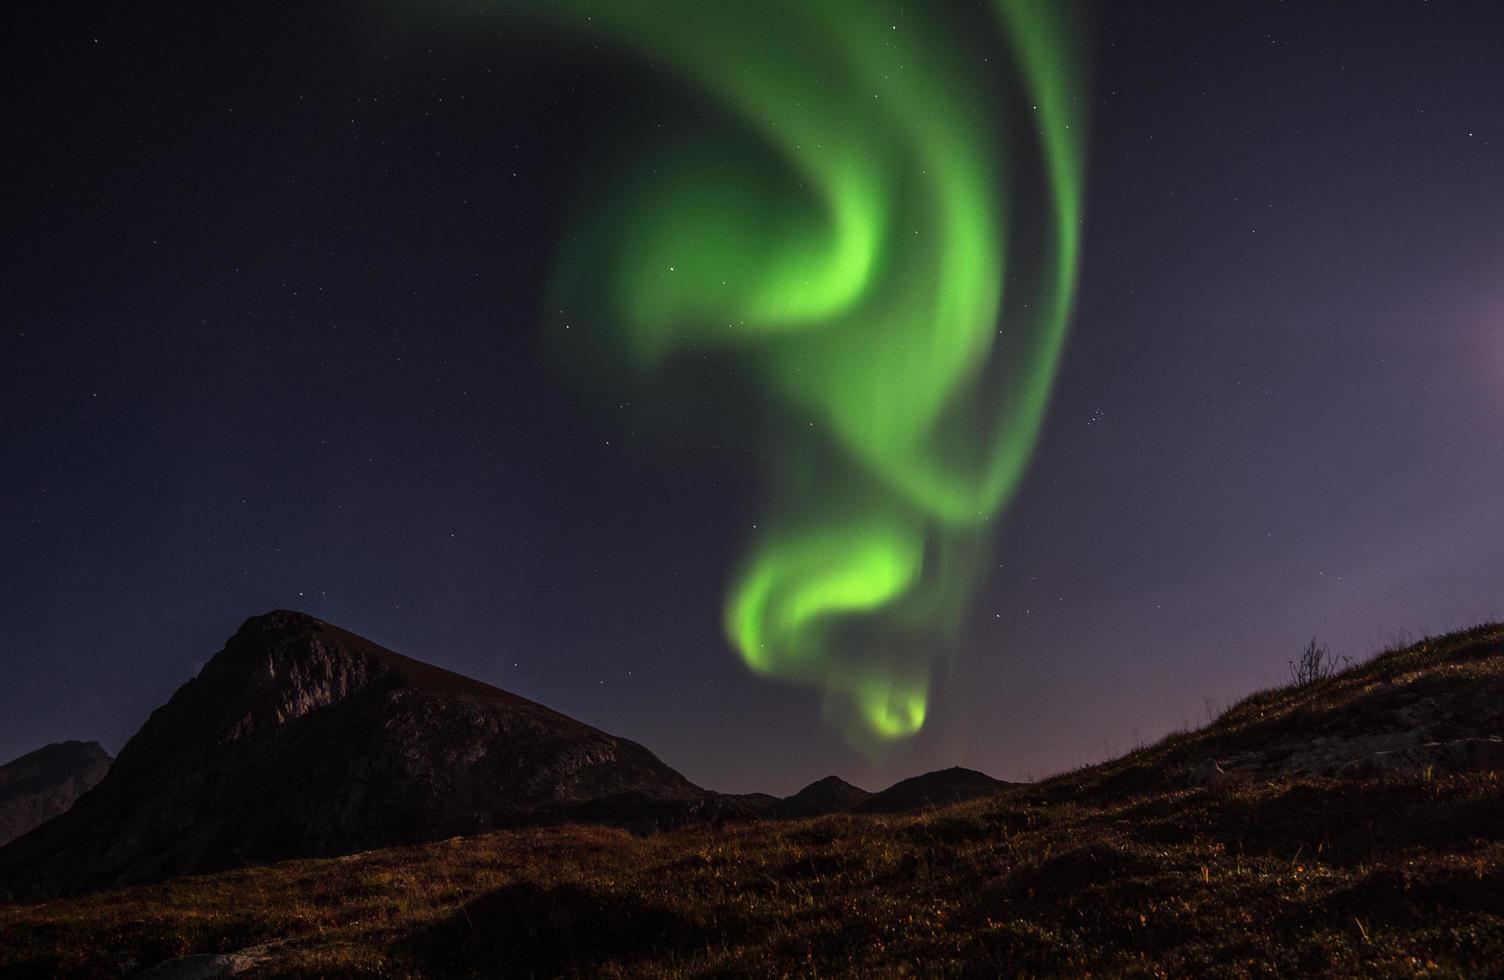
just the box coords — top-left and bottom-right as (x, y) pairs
(0, 741), (111, 846)
(0, 611), (712, 899)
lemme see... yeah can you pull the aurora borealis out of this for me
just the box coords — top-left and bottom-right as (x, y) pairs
(462, 0), (1089, 745)
(7, 0), (1504, 794)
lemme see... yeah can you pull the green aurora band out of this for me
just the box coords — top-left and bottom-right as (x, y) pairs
(436, 0), (1087, 747)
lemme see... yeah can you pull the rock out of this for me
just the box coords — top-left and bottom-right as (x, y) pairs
(1277, 729), (1431, 777)
(132, 951), (267, 979)
(1339, 736), (1504, 778)
(1186, 760), (1226, 787)
(1437, 736), (1504, 771)
(0, 740), (111, 846)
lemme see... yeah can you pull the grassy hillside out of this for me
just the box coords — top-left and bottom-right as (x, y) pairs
(2, 624), (1501, 978)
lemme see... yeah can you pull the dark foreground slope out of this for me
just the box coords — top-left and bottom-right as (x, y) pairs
(0, 611), (710, 899)
(0, 742), (111, 847)
(2, 623), (1501, 977)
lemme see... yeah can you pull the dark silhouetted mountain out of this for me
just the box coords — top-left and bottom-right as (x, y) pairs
(772, 775), (873, 818)
(0, 741), (111, 846)
(0, 611), (712, 899)
(858, 766), (1010, 814)
(723, 792), (781, 814)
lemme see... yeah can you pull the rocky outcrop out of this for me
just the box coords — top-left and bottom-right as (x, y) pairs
(1337, 736), (1504, 777)
(132, 949), (270, 979)
(0, 611), (709, 899)
(0, 741), (111, 846)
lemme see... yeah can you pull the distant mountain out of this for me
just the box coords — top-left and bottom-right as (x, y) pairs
(858, 766), (1011, 814)
(0, 611), (712, 899)
(0, 741), (111, 846)
(772, 775), (872, 818)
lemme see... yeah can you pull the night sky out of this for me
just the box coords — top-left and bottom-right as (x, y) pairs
(5, 2), (1502, 794)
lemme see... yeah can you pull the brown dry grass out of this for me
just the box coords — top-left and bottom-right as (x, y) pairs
(2, 625), (1501, 978)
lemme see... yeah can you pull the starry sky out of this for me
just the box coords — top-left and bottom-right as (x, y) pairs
(5, 1), (1502, 794)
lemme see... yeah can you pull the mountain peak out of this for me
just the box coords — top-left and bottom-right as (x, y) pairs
(220, 609), (540, 709)
(0, 741), (112, 847)
(771, 774), (872, 819)
(859, 766), (1010, 814)
(0, 613), (708, 899)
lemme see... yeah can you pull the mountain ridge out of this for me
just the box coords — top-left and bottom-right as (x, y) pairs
(0, 611), (713, 899)
(0, 611), (1019, 901)
(3, 622), (1499, 976)
(0, 741), (111, 847)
